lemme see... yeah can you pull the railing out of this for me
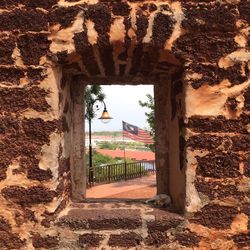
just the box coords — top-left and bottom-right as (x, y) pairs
(87, 160), (155, 186)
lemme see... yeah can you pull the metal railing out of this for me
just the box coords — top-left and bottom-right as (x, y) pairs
(87, 160), (155, 186)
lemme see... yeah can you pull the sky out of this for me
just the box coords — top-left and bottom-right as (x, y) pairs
(85, 85), (154, 132)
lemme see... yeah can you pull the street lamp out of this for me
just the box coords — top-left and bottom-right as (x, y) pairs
(88, 99), (112, 184)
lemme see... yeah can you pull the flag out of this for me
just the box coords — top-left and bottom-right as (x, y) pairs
(122, 121), (153, 144)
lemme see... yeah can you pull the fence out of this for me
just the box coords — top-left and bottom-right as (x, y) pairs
(87, 160), (155, 185)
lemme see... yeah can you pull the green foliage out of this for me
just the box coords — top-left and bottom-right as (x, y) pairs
(99, 141), (117, 150)
(86, 150), (136, 167)
(85, 85), (106, 120)
(139, 94), (155, 152)
(86, 150), (117, 166)
(117, 145), (125, 150)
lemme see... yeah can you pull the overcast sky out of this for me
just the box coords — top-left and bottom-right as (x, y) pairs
(85, 85), (154, 132)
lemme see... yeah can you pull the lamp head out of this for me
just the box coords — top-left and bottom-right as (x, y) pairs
(99, 108), (112, 124)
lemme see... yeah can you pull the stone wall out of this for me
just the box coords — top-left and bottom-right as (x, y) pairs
(0, 0), (249, 249)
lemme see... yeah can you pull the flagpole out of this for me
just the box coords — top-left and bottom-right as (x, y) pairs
(122, 121), (127, 180)
(122, 129), (126, 163)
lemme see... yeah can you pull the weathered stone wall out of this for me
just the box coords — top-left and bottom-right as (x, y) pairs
(0, 0), (249, 249)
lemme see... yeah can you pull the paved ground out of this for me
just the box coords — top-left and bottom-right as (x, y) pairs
(87, 174), (156, 199)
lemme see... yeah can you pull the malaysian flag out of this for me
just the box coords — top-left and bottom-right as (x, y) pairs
(122, 121), (153, 144)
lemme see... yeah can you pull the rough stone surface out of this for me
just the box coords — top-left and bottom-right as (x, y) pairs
(0, 1), (249, 249)
(196, 152), (241, 178)
(187, 134), (223, 150)
(195, 178), (244, 200)
(230, 232), (250, 248)
(238, 0), (250, 23)
(0, 216), (11, 232)
(175, 230), (201, 247)
(244, 88), (250, 110)
(145, 232), (170, 247)
(73, 31), (100, 75)
(17, 33), (51, 65)
(1, 186), (56, 205)
(0, 116), (59, 184)
(0, 9), (48, 32)
(112, 2), (131, 16)
(58, 209), (142, 230)
(182, 3), (237, 32)
(147, 209), (183, 232)
(108, 232), (142, 247)
(136, 11), (148, 43)
(191, 204), (238, 229)
(27, 67), (46, 85)
(27, 166), (53, 181)
(231, 135), (250, 151)
(152, 12), (175, 47)
(174, 32), (237, 63)
(58, 158), (70, 177)
(0, 67), (25, 85)
(49, 6), (79, 28)
(0, 36), (16, 65)
(186, 62), (249, 88)
(32, 234), (59, 249)
(0, 87), (50, 112)
(188, 115), (250, 134)
(78, 233), (103, 248)
(0, 231), (26, 249)
(243, 156), (250, 178)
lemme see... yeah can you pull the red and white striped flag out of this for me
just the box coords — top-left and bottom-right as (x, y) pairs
(122, 121), (153, 144)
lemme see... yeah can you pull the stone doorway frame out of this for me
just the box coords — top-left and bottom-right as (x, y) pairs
(69, 74), (185, 211)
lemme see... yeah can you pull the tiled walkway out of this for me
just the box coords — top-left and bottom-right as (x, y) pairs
(87, 174), (156, 199)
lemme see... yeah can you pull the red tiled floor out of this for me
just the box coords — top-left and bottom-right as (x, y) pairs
(87, 174), (156, 199)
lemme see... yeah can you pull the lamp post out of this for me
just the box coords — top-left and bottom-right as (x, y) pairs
(88, 99), (112, 184)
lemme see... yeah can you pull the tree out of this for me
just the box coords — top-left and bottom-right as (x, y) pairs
(139, 94), (155, 152)
(85, 85), (106, 120)
(99, 141), (117, 150)
(88, 150), (116, 166)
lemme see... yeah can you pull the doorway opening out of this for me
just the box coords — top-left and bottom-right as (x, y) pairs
(84, 84), (156, 200)
(65, 71), (185, 210)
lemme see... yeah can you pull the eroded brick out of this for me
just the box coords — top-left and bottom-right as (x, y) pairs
(174, 32), (238, 63)
(175, 230), (200, 247)
(108, 233), (142, 247)
(230, 232), (250, 248)
(78, 233), (103, 248)
(0, 87), (50, 112)
(32, 234), (59, 249)
(1, 186), (56, 205)
(0, 9), (47, 32)
(196, 152), (240, 178)
(191, 204), (238, 229)
(152, 12), (175, 47)
(195, 178), (244, 200)
(17, 33), (50, 65)
(146, 232), (170, 247)
(0, 36), (16, 65)
(182, 3), (237, 32)
(187, 115), (250, 134)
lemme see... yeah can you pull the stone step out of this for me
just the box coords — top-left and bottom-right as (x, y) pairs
(57, 202), (184, 232)
(55, 203), (202, 249)
(58, 208), (142, 230)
